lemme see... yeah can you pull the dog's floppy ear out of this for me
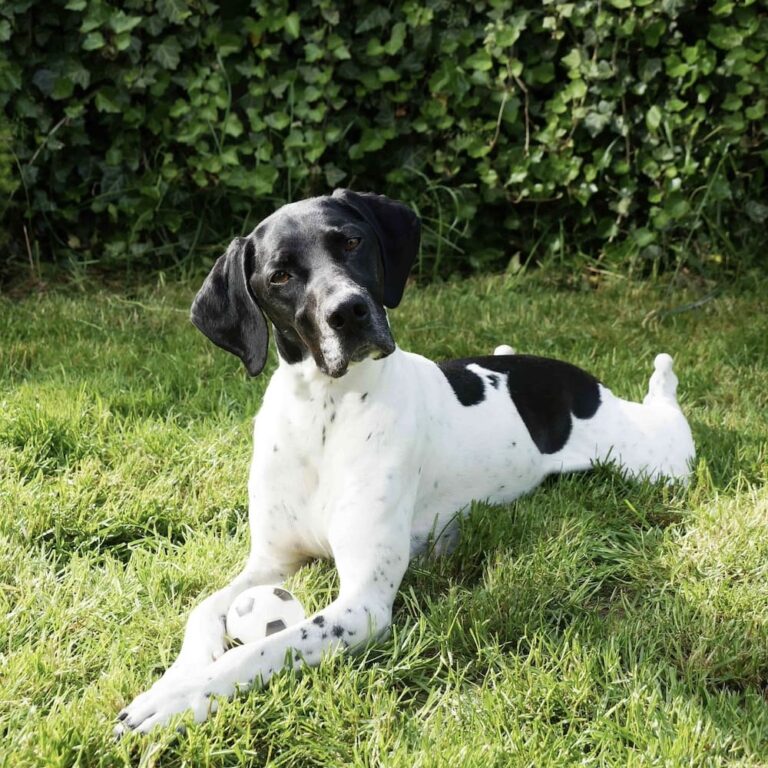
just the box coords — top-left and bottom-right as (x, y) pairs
(190, 237), (269, 377)
(332, 189), (421, 308)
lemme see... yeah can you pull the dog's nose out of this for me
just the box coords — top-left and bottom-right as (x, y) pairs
(327, 295), (370, 330)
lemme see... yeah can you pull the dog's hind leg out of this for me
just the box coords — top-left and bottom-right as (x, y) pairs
(547, 354), (695, 482)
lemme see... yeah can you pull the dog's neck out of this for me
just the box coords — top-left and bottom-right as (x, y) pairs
(275, 346), (396, 398)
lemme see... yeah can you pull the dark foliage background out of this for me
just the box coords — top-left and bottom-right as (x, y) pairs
(1, 0), (766, 280)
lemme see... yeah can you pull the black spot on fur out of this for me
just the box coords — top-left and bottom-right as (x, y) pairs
(437, 361), (485, 406)
(313, 615), (325, 627)
(438, 355), (601, 454)
(332, 625), (345, 638)
(300, 628), (308, 640)
(361, 392), (368, 401)
(322, 425), (326, 445)
(273, 444), (278, 452)
(330, 411), (336, 423)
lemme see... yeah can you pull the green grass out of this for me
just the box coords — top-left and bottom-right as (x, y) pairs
(1, 272), (767, 767)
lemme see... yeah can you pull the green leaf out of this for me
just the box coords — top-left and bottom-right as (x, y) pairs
(384, 23), (406, 55)
(708, 24), (743, 50)
(82, 31), (105, 50)
(284, 13), (300, 40)
(324, 163), (346, 186)
(0, 20), (10, 42)
(156, 0), (191, 24)
(32, 69), (56, 96)
(251, 165), (279, 194)
(561, 48), (582, 71)
(109, 11), (142, 34)
(465, 51), (493, 71)
(304, 43), (324, 63)
(265, 112), (290, 130)
(355, 7), (390, 34)
(646, 105), (662, 131)
(52, 77), (74, 100)
(95, 90), (122, 113)
(151, 37), (182, 69)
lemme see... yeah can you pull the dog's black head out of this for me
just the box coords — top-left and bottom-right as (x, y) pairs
(190, 190), (421, 378)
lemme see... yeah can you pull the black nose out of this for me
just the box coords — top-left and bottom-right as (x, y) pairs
(327, 295), (370, 330)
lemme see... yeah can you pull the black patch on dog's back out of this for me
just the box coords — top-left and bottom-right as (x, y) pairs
(437, 360), (486, 406)
(437, 355), (601, 454)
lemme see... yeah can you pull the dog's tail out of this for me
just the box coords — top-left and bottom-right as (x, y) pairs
(643, 353), (681, 408)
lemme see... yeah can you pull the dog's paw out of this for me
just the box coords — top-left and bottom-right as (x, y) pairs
(114, 676), (216, 737)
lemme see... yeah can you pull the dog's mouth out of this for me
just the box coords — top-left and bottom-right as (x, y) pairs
(321, 337), (395, 378)
(350, 339), (395, 363)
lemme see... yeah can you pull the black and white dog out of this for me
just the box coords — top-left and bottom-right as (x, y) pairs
(116, 190), (695, 734)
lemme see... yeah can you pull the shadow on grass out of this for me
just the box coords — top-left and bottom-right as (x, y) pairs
(385, 465), (767, 759)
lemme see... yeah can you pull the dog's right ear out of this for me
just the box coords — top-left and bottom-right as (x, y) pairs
(190, 237), (269, 377)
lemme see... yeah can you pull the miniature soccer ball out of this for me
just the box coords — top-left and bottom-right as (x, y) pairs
(225, 585), (306, 644)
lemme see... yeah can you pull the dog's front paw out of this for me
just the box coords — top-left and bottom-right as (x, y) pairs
(114, 676), (216, 737)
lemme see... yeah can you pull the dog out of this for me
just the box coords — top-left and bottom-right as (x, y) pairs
(115, 189), (695, 734)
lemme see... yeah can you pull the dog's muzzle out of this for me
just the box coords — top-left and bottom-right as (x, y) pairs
(318, 292), (394, 377)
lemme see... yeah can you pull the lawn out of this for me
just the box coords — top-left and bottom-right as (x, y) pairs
(1, 271), (767, 767)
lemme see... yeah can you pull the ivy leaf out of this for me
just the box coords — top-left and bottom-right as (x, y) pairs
(32, 69), (56, 96)
(646, 105), (662, 131)
(109, 11), (142, 34)
(151, 37), (182, 69)
(465, 51), (493, 71)
(324, 163), (346, 186)
(95, 90), (122, 113)
(384, 23), (406, 55)
(82, 31), (105, 51)
(52, 77), (74, 100)
(284, 13), (300, 40)
(156, 0), (191, 24)
(708, 24), (743, 50)
(355, 7), (390, 33)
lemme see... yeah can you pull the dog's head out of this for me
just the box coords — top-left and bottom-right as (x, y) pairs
(190, 190), (420, 378)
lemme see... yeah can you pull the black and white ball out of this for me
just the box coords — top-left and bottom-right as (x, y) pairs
(226, 586), (306, 644)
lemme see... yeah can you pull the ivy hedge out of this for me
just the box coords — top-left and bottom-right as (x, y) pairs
(1, 0), (767, 278)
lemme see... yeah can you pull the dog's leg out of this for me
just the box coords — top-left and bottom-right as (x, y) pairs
(115, 499), (413, 734)
(170, 552), (295, 673)
(116, 548), (298, 735)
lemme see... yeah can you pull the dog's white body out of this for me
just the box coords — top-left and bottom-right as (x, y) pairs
(117, 345), (694, 733)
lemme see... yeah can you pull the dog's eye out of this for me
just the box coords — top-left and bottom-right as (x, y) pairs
(344, 237), (361, 252)
(269, 271), (291, 286)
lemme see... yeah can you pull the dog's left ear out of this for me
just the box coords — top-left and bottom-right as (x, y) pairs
(190, 237), (269, 377)
(332, 189), (421, 308)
